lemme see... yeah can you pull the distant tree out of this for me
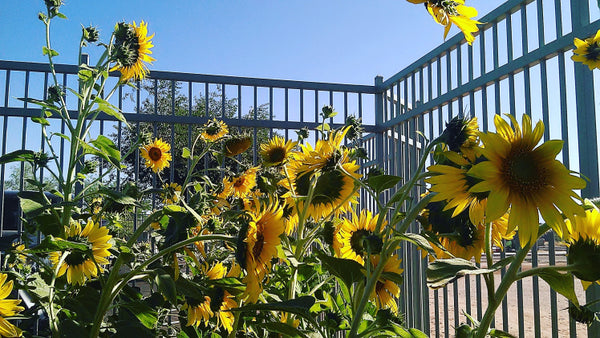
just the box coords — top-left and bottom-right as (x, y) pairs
(110, 80), (272, 188)
(4, 165), (59, 191)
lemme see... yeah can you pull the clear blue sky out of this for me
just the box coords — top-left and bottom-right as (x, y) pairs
(0, 1), (500, 85)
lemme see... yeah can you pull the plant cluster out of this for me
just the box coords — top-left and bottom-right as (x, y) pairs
(3, 1), (600, 338)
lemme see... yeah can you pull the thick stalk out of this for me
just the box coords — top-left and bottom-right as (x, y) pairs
(474, 241), (531, 338)
(89, 234), (234, 337)
(484, 222), (495, 302)
(48, 251), (68, 337)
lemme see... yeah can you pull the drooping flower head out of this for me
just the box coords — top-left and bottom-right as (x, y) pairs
(572, 29), (600, 70)
(468, 114), (585, 247)
(240, 202), (285, 303)
(161, 182), (182, 205)
(334, 210), (384, 265)
(439, 116), (479, 159)
(419, 200), (514, 262)
(369, 254), (403, 313)
(281, 127), (361, 220)
(260, 136), (296, 166)
(223, 134), (252, 157)
(183, 263), (238, 333)
(110, 21), (155, 81)
(201, 119), (228, 142)
(49, 219), (112, 285)
(141, 138), (172, 173)
(565, 207), (600, 289)
(407, 0), (481, 45)
(0, 273), (24, 338)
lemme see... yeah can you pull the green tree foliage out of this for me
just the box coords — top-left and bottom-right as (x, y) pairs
(112, 80), (272, 188)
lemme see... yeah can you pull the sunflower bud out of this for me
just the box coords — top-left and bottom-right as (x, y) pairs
(321, 105), (335, 119)
(223, 135), (252, 157)
(44, 0), (62, 17)
(33, 151), (51, 168)
(455, 324), (474, 338)
(81, 160), (98, 175)
(296, 127), (309, 141)
(344, 115), (364, 141)
(82, 26), (100, 44)
(567, 238), (600, 282)
(47, 85), (63, 104)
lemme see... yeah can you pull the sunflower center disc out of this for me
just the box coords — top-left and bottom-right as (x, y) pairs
(149, 147), (162, 161)
(506, 151), (545, 193)
(234, 177), (246, 188)
(267, 147), (286, 164)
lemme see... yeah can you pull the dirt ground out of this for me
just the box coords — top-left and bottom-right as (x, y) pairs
(427, 249), (589, 337)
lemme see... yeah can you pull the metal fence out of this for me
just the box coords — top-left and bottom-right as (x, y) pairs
(1, 0), (600, 336)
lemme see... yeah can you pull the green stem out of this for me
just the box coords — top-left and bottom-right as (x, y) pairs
(89, 234), (234, 338)
(48, 251), (68, 337)
(484, 222), (495, 302)
(475, 241), (532, 338)
(515, 264), (579, 280)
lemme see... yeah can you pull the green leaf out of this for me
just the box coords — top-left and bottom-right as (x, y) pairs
(51, 132), (70, 142)
(182, 147), (191, 159)
(155, 270), (177, 305)
(533, 267), (579, 306)
(0, 149), (36, 164)
(42, 46), (59, 57)
(427, 258), (500, 289)
(90, 135), (121, 167)
(256, 322), (306, 338)
(120, 300), (158, 329)
(35, 213), (63, 237)
(78, 69), (93, 81)
(94, 96), (127, 124)
(394, 233), (436, 255)
(27, 235), (89, 254)
(31, 116), (50, 126)
(381, 271), (403, 286)
(318, 123), (330, 131)
(55, 12), (67, 19)
(366, 174), (402, 194)
(317, 251), (364, 289)
(230, 296), (315, 316)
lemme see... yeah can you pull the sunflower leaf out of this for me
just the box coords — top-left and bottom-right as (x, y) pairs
(90, 135), (122, 168)
(394, 233), (436, 255)
(27, 235), (89, 253)
(0, 149), (37, 164)
(427, 258), (499, 289)
(120, 300), (158, 330)
(93, 96), (127, 124)
(230, 296), (316, 322)
(317, 251), (364, 289)
(531, 267), (579, 306)
(366, 174), (402, 194)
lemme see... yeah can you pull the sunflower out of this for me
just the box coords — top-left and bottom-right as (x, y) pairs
(565, 207), (600, 289)
(224, 134), (252, 157)
(420, 200), (514, 263)
(224, 166), (259, 200)
(334, 210), (384, 265)
(161, 182), (182, 204)
(0, 273), (24, 338)
(282, 128), (361, 220)
(201, 119), (228, 142)
(468, 114), (585, 247)
(241, 202), (285, 303)
(141, 138), (172, 173)
(572, 29), (600, 70)
(407, 0), (481, 45)
(439, 116), (479, 160)
(49, 220), (112, 285)
(426, 151), (487, 225)
(184, 263), (238, 332)
(110, 21), (155, 82)
(369, 254), (403, 313)
(260, 136), (297, 166)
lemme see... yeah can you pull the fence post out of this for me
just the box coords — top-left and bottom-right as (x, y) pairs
(374, 75), (384, 173)
(571, 1), (600, 337)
